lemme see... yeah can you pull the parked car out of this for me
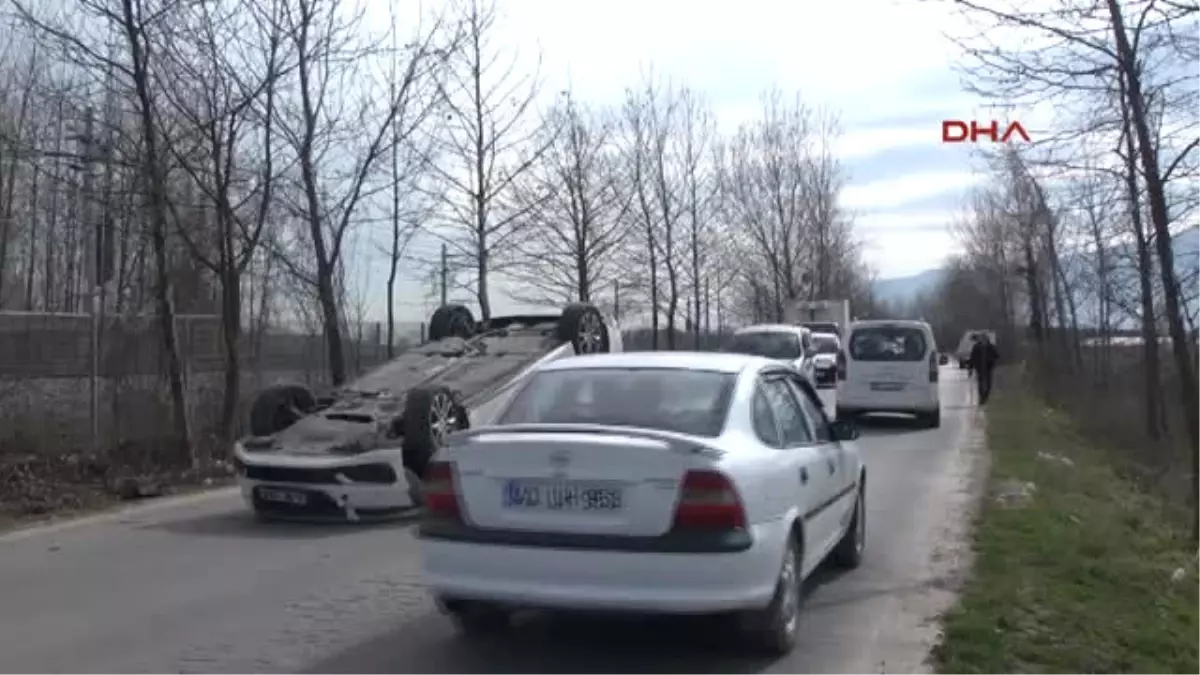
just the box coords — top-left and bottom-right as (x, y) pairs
(724, 324), (818, 384)
(419, 351), (867, 656)
(836, 320), (941, 428)
(233, 303), (621, 521)
(808, 332), (841, 388)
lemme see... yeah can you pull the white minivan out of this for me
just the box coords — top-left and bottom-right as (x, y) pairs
(835, 320), (941, 428)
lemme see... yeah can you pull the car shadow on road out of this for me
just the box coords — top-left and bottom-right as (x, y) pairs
(852, 414), (929, 437)
(308, 562), (856, 675)
(138, 509), (420, 540)
(309, 613), (774, 674)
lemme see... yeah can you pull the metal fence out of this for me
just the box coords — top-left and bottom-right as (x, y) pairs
(0, 311), (419, 458)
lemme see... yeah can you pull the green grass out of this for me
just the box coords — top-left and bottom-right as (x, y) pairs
(933, 375), (1199, 674)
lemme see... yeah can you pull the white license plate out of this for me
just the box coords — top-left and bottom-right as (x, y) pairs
(502, 480), (623, 512)
(870, 382), (906, 391)
(259, 488), (308, 505)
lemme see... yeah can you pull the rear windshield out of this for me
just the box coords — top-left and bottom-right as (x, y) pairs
(726, 331), (802, 359)
(849, 326), (928, 362)
(812, 334), (840, 354)
(498, 368), (736, 437)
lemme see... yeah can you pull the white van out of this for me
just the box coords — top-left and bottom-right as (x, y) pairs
(835, 320), (941, 427)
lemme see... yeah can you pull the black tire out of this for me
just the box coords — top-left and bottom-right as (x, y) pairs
(835, 407), (858, 423)
(402, 385), (469, 478)
(742, 534), (803, 656)
(832, 482), (865, 569)
(919, 409), (941, 429)
(248, 384), (317, 437)
(441, 598), (512, 637)
(557, 303), (610, 355)
(428, 304), (476, 341)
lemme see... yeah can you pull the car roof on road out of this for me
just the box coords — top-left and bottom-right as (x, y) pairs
(540, 351), (771, 374)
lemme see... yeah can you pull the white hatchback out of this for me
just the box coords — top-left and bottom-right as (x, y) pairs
(418, 351), (867, 655)
(835, 320), (941, 427)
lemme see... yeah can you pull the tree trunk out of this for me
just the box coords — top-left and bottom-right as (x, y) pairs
(122, 0), (193, 466)
(1107, 0), (1200, 540)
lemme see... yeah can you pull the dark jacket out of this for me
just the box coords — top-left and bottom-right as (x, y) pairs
(969, 341), (999, 373)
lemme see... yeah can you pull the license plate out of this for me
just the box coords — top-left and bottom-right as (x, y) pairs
(258, 487), (308, 505)
(502, 480), (623, 512)
(870, 382), (906, 391)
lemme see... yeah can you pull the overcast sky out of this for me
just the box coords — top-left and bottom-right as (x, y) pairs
(352, 0), (1045, 325)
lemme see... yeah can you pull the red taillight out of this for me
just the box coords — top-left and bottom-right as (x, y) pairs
(672, 469), (747, 531)
(929, 352), (939, 382)
(423, 461), (461, 519)
(837, 351), (847, 380)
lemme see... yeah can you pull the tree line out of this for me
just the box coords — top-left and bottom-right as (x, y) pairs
(0, 0), (879, 464)
(907, 0), (1198, 537)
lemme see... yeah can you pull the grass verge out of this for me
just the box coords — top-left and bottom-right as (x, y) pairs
(932, 373), (1199, 674)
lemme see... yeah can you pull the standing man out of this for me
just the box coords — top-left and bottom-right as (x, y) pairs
(969, 333), (1000, 405)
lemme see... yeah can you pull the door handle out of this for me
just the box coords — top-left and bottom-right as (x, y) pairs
(799, 467), (809, 484)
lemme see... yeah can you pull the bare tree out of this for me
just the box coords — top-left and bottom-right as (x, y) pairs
(273, 0), (448, 385)
(677, 88), (719, 347)
(153, 0), (286, 445)
(429, 0), (551, 321)
(14, 0), (206, 464)
(954, 0), (1199, 536)
(505, 93), (632, 306)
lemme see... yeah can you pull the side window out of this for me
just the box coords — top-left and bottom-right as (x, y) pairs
(761, 377), (814, 446)
(786, 377), (832, 442)
(752, 387), (782, 448)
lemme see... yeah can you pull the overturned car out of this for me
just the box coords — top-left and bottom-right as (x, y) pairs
(233, 303), (620, 521)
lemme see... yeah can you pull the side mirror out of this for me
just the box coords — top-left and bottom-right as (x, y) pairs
(830, 419), (859, 442)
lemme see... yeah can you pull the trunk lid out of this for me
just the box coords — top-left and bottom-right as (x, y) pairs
(446, 424), (716, 537)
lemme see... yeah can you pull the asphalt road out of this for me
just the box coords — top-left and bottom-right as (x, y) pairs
(0, 366), (986, 674)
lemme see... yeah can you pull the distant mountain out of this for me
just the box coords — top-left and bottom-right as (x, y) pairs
(870, 227), (1200, 324)
(871, 268), (946, 307)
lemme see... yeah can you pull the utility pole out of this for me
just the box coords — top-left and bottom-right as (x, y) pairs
(439, 243), (448, 305)
(76, 106), (101, 461)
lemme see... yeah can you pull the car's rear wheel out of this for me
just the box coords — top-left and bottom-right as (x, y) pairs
(832, 483), (865, 569)
(428, 304), (476, 341)
(835, 407), (859, 422)
(918, 409), (941, 428)
(741, 534), (803, 655)
(557, 303), (610, 355)
(402, 385), (469, 478)
(439, 598), (512, 636)
(248, 384), (317, 437)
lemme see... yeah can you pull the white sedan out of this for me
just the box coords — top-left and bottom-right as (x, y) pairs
(418, 351), (867, 655)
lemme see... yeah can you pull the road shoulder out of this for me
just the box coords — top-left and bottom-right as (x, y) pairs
(931, 375), (1199, 673)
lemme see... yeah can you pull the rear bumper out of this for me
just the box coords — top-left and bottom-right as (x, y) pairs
(836, 390), (938, 415)
(420, 518), (790, 614)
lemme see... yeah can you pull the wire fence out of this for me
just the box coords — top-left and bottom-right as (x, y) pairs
(0, 311), (420, 460)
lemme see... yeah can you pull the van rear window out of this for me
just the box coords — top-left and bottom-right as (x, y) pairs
(849, 326), (927, 362)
